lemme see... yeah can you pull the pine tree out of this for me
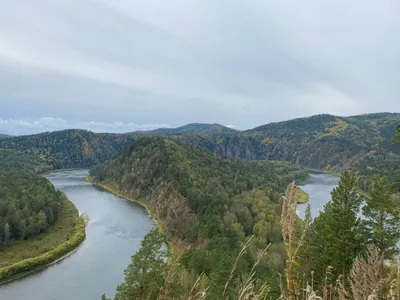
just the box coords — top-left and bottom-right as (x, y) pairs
(309, 171), (363, 286)
(362, 177), (400, 257)
(114, 229), (167, 300)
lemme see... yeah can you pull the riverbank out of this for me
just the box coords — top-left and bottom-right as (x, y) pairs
(296, 187), (309, 204)
(0, 196), (86, 283)
(85, 176), (173, 253)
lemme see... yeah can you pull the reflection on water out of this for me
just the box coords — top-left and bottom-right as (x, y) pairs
(0, 169), (154, 300)
(297, 172), (340, 220)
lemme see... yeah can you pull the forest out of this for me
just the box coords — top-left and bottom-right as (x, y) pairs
(0, 114), (399, 187)
(0, 150), (63, 247)
(0, 114), (399, 298)
(98, 132), (400, 300)
(90, 137), (308, 299)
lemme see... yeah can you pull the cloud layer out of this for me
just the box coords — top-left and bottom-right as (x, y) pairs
(1, 0), (399, 134)
(0, 117), (172, 136)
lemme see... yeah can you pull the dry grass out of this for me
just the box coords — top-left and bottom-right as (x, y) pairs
(281, 181), (308, 299)
(337, 245), (387, 300)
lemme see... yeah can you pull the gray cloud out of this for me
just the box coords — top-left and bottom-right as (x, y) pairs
(0, 117), (171, 136)
(0, 0), (399, 134)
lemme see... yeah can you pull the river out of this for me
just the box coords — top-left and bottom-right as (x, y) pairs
(297, 172), (340, 220)
(0, 170), (339, 300)
(0, 170), (155, 300)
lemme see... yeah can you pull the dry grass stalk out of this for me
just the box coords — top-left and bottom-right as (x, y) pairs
(281, 181), (307, 299)
(223, 236), (255, 297)
(236, 244), (270, 300)
(337, 245), (386, 300)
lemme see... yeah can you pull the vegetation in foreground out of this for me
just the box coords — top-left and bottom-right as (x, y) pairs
(91, 137), (308, 299)
(98, 129), (400, 300)
(103, 172), (400, 300)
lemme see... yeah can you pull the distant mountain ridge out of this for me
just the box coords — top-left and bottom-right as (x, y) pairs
(133, 123), (238, 136)
(0, 113), (399, 189)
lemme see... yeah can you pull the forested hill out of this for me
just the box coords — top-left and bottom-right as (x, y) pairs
(133, 123), (237, 136)
(0, 150), (63, 248)
(171, 113), (400, 189)
(0, 113), (399, 187)
(89, 137), (307, 297)
(0, 130), (136, 169)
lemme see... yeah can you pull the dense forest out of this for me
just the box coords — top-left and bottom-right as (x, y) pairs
(0, 150), (63, 247)
(170, 113), (400, 191)
(97, 134), (400, 300)
(90, 137), (308, 299)
(1, 113), (399, 189)
(0, 130), (136, 169)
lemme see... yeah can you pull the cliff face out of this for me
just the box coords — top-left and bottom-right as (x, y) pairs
(171, 113), (400, 180)
(89, 137), (307, 242)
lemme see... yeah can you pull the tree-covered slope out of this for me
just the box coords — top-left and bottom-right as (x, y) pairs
(0, 113), (398, 186)
(90, 137), (307, 297)
(0, 150), (63, 248)
(0, 130), (135, 169)
(171, 113), (400, 188)
(134, 123), (238, 136)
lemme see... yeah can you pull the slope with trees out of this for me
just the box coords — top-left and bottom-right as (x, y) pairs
(90, 137), (308, 299)
(0, 150), (85, 281)
(0, 114), (398, 186)
(0, 130), (136, 169)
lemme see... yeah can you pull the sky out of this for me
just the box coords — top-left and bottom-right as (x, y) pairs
(0, 0), (399, 135)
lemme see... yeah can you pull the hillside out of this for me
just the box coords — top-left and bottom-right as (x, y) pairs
(90, 137), (307, 297)
(171, 113), (400, 189)
(0, 130), (135, 169)
(0, 114), (398, 189)
(134, 123), (238, 136)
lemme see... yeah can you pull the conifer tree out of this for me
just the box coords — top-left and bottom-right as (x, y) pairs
(309, 171), (363, 286)
(363, 177), (400, 257)
(114, 229), (167, 300)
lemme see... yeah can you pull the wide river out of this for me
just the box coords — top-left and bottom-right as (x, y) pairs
(0, 170), (339, 300)
(0, 170), (155, 300)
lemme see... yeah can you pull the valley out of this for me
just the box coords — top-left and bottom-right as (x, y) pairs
(0, 113), (399, 299)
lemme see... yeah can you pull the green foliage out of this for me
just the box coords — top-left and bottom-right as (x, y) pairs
(113, 229), (167, 300)
(0, 198), (85, 282)
(393, 124), (400, 144)
(92, 137), (307, 297)
(362, 177), (400, 257)
(0, 130), (136, 169)
(0, 151), (63, 246)
(171, 113), (400, 188)
(309, 171), (363, 285)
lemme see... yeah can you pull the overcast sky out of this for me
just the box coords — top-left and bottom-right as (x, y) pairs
(0, 0), (399, 135)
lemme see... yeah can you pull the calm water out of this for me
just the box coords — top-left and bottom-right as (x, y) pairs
(0, 170), (337, 300)
(0, 170), (154, 300)
(297, 172), (340, 220)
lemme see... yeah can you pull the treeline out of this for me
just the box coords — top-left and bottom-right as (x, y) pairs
(0, 130), (135, 169)
(1, 114), (399, 185)
(104, 172), (400, 300)
(0, 150), (63, 247)
(91, 137), (308, 299)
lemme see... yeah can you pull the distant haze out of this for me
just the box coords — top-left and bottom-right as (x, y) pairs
(1, 1), (399, 135)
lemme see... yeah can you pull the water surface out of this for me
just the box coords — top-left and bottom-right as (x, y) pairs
(0, 169), (154, 300)
(0, 170), (338, 299)
(297, 172), (340, 219)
